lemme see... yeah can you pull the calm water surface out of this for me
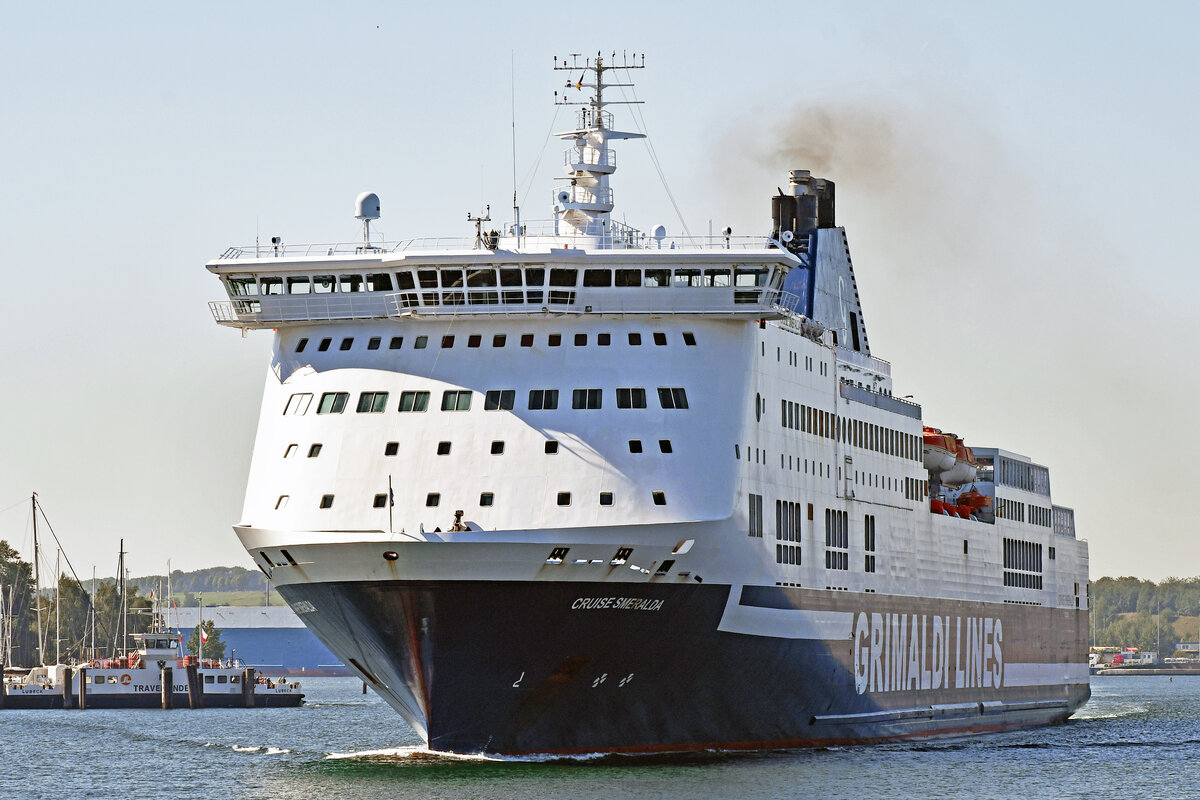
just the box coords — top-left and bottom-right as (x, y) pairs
(1, 676), (1194, 799)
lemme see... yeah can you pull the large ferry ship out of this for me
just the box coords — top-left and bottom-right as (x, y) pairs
(207, 54), (1089, 754)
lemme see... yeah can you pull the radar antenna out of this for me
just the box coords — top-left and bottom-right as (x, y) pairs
(468, 205), (493, 250)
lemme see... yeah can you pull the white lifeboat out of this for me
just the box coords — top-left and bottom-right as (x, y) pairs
(922, 427), (956, 472)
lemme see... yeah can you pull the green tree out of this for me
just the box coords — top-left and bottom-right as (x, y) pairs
(186, 620), (226, 660)
(0, 539), (37, 667)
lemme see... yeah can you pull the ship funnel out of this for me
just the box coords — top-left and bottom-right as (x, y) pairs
(771, 171), (835, 251)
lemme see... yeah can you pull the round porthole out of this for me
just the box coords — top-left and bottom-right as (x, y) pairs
(383, 551), (399, 561)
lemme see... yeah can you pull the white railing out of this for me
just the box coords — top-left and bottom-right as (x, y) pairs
(564, 146), (615, 169)
(553, 185), (614, 207)
(836, 346), (892, 377)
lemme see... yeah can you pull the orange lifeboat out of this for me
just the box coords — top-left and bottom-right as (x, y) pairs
(922, 427), (956, 472)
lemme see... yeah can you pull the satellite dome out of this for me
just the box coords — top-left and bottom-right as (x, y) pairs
(355, 192), (381, 221)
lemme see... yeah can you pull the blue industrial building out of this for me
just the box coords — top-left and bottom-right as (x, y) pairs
(171, 606), (348, 676)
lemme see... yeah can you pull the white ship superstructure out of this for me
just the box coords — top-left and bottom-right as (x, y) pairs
(207, 54), (1089, 754)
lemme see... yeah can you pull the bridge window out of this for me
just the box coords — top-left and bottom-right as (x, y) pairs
(615, 268), (640, 286)
(357, 392), (389, 413)
(398, 391), (429, 412)
(313, 275), (336, 293)
(317, 392), (348, 414)
(227, 277), (257, 296)
(616, 388), (646, 409)
(549, 268), (577, 287)
(441, 390), (472, 411)
(287, 276), (310, 294)
(644, 269), (670, 287)
(340, 274), (364, 292)
(703, 268), (731, 287)
(673, 268), (702, 287)
(366, 273), (393, 291)
(260, 277), (283, 295)
(484, 390), (515, 410)
(572, 388), (602, 409)
(583, 269), (612, 287)
(657, 387), (689, 409)
(528, 389), (559, 410)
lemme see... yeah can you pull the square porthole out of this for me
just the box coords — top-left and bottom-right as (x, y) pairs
(545, 440), (559, 454)
(480, 492), (494, 506)
(653, 332), (667, 346)
(437, 441), (452, 455)
(652, 491), (667, 505)
(468, 334), (482, 348)
(628, 439), (643, 453)
(521, 333), (534, 347)
(384, 442), (399, 456)
(308, 444), (323, 458)
(441, 335), (455, 348)
(628, 332), (642, 345)
(574, 333), (587, 346)
(548, 333), (562, 347)
(426, 493), (441, 507)
(414, 335), (429, 349)
(490, 441), (505, 455)
(682, 331), (697, 346)
(556, 491), (571, 506)
(493, 334), (507, 347)
(340, 337), (354, 351)
(597, 333), (611, 346)
(319, 495), (334, 509)
(389, 336), (403, 350)
(599, 492), (614, 506)
(367, 336), (381, 350)
(373, 494), (387, 508)
(318, 338), (332, 352)
(275, 495), (289, 510)
(658, 439), (673, 453)
(295, 338), (309, 353)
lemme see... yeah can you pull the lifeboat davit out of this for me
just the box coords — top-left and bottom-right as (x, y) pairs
(922, 427), (956, 472)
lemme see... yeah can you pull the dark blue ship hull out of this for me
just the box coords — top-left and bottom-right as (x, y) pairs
(279, 579), (1089, 754)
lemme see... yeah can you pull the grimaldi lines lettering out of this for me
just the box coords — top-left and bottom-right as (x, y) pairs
(852, 612), (1003, 695)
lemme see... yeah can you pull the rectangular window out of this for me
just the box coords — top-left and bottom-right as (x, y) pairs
(748, 493), (763, 537)
(373, 494), (387, 508)
(414, 335), (428, 349)
(490, 441), (505, 455)
(628, 439), (643, 453)
(597, 333), (611, 346)
(436, 441), (451, 455)
(313, 276), (336, 294)
(340, 275), (364, 293)
(548, 333), (562, 347)
(528, 389), (559, 410)
(628, 332), (642, 345)
(307, 443), (322, 458)
(484, 389), (516, 410)
(295, 337), (309, 353)
(468, 334), (482, 348)
(366, 273), (393, 292)
(319, 495), (334, 509)
(657, 387), (689, 409)
(544, 440), (559, 454)
(317, 392), (348, 414)
(441, 335), (455, 348)
(318, 338), (332, 352)
(549, 268), (578, 287)
(367, 337), (381, 350)
(284, 393), (313, 415)
(426, 493), (440, 507)
(520, 333), (534, 347)
(398, 391), (430, 412)
(652, 491), (666, 506)
(682, 331), (697, 346)
(340, 337), (354, 351)
(583, 269), (612, 287)
(658, 439), (673, 453)
(441, 390), (472, 411)
(574, 333), (587, 346)
(600, 492), (614, 506)
(480, 492), (494, 506)
(653, 332), (667, 346)
(389, 336), (403, 350)
(557, 491), (572, 506)
(384, 442), (399, 456)
(493, 334), (507, 347)
(572, 388), (602, 409)
(615, 268), (640, 287)
(356, 391), (389, 413)
(616, 387), (647, 409)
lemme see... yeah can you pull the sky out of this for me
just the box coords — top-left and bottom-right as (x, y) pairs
(1, 1), (1196, 581)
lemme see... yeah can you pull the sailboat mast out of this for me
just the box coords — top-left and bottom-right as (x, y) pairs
(32, 492), (44, 665)
(55, 548), (61, 664)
